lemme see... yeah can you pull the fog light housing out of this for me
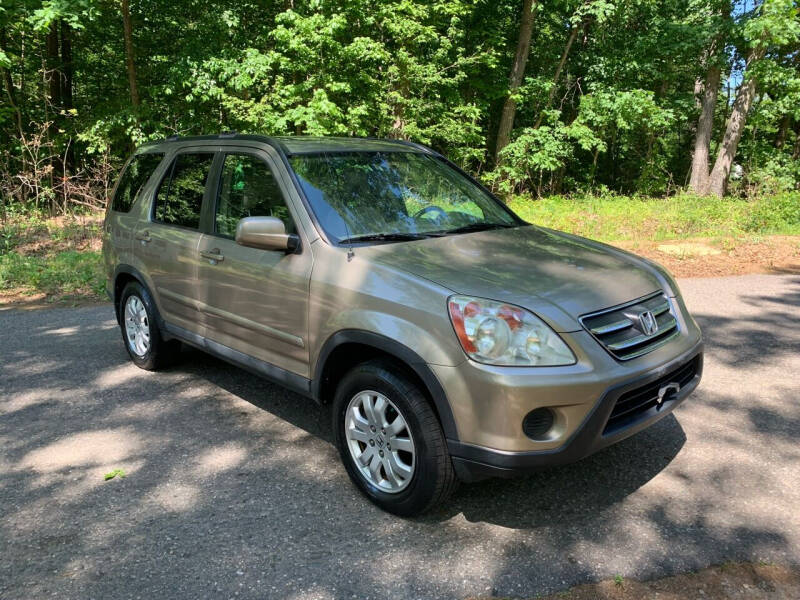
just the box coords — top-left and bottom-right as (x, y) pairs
(522, 408), (555, 440)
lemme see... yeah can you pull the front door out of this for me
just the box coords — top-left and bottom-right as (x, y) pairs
(197, 150), (312, 378)
(134, 150), (216, 336)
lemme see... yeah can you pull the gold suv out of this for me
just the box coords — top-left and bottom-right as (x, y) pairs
(103, 134), (703, 515)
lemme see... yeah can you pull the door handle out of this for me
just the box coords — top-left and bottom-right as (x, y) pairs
(200, 249), (225, 263)
(135, 230), (151, 243)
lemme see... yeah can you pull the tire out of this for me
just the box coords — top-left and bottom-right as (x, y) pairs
(332, 360), (458, 516)
(118, 281), (181, 371)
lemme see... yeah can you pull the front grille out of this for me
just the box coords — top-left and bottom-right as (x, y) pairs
(603, 355), (700, 435)
(580, 292), (679, 360)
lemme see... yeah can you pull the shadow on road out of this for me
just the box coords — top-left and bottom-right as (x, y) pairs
(1, 274), (798, 598)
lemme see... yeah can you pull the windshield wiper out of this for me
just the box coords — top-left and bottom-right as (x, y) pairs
(435, 222), (517, 236)
(338, 232), (431, 244)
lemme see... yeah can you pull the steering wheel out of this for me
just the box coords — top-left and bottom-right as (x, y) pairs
(413, 205), (448, 221)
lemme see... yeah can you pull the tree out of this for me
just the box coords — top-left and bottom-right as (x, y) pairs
(121, 0), (139, 109)
(2, 0), (800, 211)
(706, 0), (800, 196)
(495, 0), (537, 163)
(688, 0), (730, 194)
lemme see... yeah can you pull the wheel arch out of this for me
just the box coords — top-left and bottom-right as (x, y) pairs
(112, 265), (165, 331)
(313, 330), (460, 441)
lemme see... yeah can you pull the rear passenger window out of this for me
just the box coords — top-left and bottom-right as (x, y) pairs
(111, 153), (164, 213)
(154, 153), (215, 229)
(215, 154), (295, 237)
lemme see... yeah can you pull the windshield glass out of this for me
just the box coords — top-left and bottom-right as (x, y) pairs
(288, 151), (522, 243)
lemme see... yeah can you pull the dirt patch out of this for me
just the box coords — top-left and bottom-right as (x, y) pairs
(516, 563), (800, 600)
(617, 235), (800, 278)
(0, 290), (108, 311)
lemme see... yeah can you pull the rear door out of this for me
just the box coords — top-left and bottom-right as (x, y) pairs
(197, 148), (312, 378)
(103, 151), (165, 287)
(134, 149), (217, 336)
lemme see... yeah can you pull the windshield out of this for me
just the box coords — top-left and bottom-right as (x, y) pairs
(288, 151), (522, 243)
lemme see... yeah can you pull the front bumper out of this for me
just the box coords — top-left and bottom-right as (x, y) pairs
(447, 343), (703, 481)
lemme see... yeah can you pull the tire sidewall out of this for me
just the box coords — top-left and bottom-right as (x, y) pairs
(333, 363), (443, 516)
(119, 281), (161, 370)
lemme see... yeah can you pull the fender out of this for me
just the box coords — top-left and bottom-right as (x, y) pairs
(313, 330), (460, 441)
(112, 265), (168, 333)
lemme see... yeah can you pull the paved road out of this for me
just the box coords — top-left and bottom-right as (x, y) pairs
(1, 274), (799, 599)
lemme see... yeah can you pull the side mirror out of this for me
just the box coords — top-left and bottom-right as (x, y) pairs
(235, 216), (300, 253)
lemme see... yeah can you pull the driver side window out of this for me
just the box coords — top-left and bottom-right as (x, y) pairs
(215, 154), (295, 238)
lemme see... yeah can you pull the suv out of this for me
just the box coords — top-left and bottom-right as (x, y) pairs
(103, 134), (703, 516)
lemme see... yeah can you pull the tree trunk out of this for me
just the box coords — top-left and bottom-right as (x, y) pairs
(60, 20), (75, 174)
(122, 0), (141, 109)
(46, 22), (61, 109)
(775, 114), (790, 149)
(1, 59), (23, 140)
(495, 0), (537, 163)
(688, 64), (721, 194)
(0, 28), (22, 131)
(693, 77), (703, 109)
(534, 22), (581, 129)
(793, 122), (800, 160)
(60, 20), (73, 110)
(707, 47), (766, 197)
(643, 79), (668, 168)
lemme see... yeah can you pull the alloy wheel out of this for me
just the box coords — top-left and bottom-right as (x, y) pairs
(124, 295), (151, 357)
(344, 390), (415, 493)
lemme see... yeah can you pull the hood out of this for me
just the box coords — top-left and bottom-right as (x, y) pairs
(360, 225), (664, 332)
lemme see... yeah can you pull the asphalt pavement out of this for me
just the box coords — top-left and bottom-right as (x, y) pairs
(1, 274), (799, 599)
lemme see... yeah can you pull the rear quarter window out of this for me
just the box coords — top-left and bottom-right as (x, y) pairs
(111, 153), (164, 213)
(154, 152), (215, 229)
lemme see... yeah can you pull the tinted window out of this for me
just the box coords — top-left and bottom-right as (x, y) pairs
(154, 153), (214, 229)
(111, 153), (164, 213)
(215, 154), (294, 237)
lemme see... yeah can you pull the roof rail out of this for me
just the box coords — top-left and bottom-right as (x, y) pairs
(219, 130), (238, 138)
(166, 134), (180, 141)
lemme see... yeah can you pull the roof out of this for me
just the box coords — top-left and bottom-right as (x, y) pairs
(138, 134), (432, 156)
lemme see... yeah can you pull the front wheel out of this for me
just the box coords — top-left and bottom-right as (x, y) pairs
(332, 361), (457, 516)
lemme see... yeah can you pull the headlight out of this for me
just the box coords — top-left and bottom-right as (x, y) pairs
(448, 296), (576, 366)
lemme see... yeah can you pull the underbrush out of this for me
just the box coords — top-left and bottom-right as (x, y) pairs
(0, 250), (105, 300)
(0, 212), (105, 303)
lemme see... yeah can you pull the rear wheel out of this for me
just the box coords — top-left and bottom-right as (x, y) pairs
(333, 360), (457, 516)
(119, 281), (181, 370)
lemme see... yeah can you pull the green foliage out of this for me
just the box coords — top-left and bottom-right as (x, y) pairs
(103, 468), (126, 480)
(1, 0), (799, 207)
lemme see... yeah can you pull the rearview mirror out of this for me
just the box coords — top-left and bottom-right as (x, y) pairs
(235, 217), (299, 253)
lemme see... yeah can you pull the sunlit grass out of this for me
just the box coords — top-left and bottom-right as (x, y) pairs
(508, 192), (800, 241)
(0, 250), (106, 301)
